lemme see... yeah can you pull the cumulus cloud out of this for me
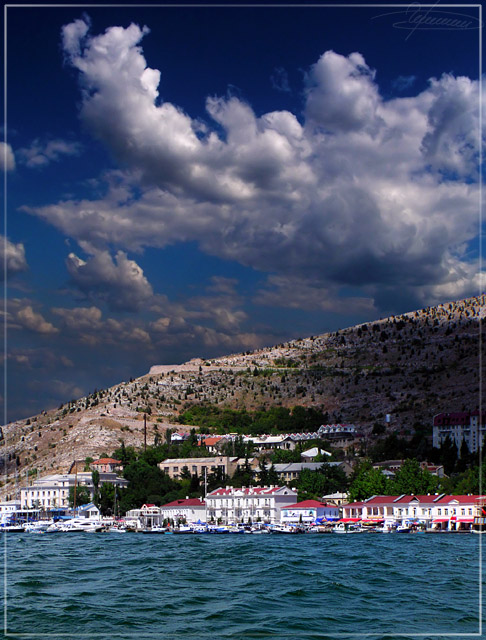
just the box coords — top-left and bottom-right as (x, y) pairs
(0, 142), (15, 171)
(65, 250), (153, 311)
(26, 19), (483, 314)
(0, 235), (28, 277)
(17, 138), (82, 168)
(9, 302), (59, 335)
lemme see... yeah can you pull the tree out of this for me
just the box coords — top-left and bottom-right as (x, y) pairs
(439, 436), (458, 475)
(390, 459), (439, 495)
(180, 466), (191, 481)
(68, 485), (91, 507)
(295, 463), (349, 501)
(348, 460), (390, 501)
(92, 469), (100, 506)
(98, 482), (115, 516)
(259, 458), (269, 485)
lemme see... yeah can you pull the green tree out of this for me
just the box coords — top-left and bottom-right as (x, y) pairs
(98, 482), (115, 516)
(68, 485), (91, 507)
(91, 469), (100, 506)
(180, 466), (191, 481)
(270, 449), (301, 464)
(259, 457), (269, 485)
(348, 460), (390, 501)
(295, 463), (348, 500)
(390, 459), (439, 495)
(439, 436), (458, 475)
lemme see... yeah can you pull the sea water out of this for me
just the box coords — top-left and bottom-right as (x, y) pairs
(2, 533), (483, 639)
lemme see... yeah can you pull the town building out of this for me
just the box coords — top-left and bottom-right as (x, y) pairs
(91, 458), (122, 473)
(205, 485), (298, 524)
(75, 502), (101, 519)
(20, 472), (128, 510)
(159, 456), (238, 479)
(198, 436), (229, 453)
(342, 494), (485, 531)
(433, 411), (486, 453)
(270, 461), (353, 483)
(281, 499), (340, 524)
(125, 504), (162, 529)
(322, 492), (349, 506)
(0, 500), (21, 516)
(318, 424), (357, 440)
(300, 447), (331, 461)
(159, 498), (206, 524)
(372, 460), (445, 477)
(243, 435), (297, 452)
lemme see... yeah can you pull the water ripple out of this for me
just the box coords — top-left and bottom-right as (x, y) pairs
(2, 532), (480, 638)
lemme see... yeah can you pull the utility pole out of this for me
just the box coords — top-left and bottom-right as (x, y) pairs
(144, 413), (147, 452)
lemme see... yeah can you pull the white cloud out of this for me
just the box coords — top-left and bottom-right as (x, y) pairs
(17, 138), (82, 168)
(0, 235), (28, 277)
(26, 20), (483, 314)
(65, 249), (153, 311)
(0, 142), (15, 171)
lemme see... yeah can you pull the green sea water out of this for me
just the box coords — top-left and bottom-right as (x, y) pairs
(2, 532), (483, 639)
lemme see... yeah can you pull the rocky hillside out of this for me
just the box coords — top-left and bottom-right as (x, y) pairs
(1, 295), (483, 499)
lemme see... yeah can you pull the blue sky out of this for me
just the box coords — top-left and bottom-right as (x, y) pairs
(2, 2), (483, 422)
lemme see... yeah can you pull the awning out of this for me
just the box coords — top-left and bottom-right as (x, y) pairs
(433, 518), (449, 523)
(458, 518), (474, 523)
(339, 517), (362, 523)
(362, 519), (384, 524)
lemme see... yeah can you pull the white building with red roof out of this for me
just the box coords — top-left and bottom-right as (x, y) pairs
(205, 485), (298, 524)
(342, 494), (485, 530)
(281, 499), (340, 524)
(159, 498), (206, 524)
(433, 411), (486, 452)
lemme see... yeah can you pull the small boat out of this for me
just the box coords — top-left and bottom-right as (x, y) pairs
(0, 523), (25, 533)
(333, 523), (364, 533)
(58, 519), (105, 532)
(396, 525), (413, 533)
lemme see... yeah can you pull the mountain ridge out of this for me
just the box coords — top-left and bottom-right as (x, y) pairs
(1, 294), (483, 500)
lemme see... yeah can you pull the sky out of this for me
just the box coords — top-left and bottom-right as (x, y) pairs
(2, 1), (484, 422)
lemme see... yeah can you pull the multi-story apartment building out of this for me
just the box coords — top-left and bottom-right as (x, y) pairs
(342, 494), (484, 531)
(205, 485), (298, 524)
(159, 456), (238, 479)
(433, 411), (486, 452)
(20, 472), (128, 510)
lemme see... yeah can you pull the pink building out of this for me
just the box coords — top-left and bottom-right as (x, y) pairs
(91, 458), (122, 473)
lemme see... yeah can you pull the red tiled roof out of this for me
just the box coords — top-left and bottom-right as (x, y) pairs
(201, 437), (223, 446)
(161, 498), (205, 508)
(92, 458), (121, 464)
(393, 495), (440, 504)
(364, 495), (400, 505)
(207, 486), (291, 496)
(436, 494), (484, 505)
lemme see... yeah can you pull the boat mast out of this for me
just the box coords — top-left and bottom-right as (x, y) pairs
(73, 459), (77, 514)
